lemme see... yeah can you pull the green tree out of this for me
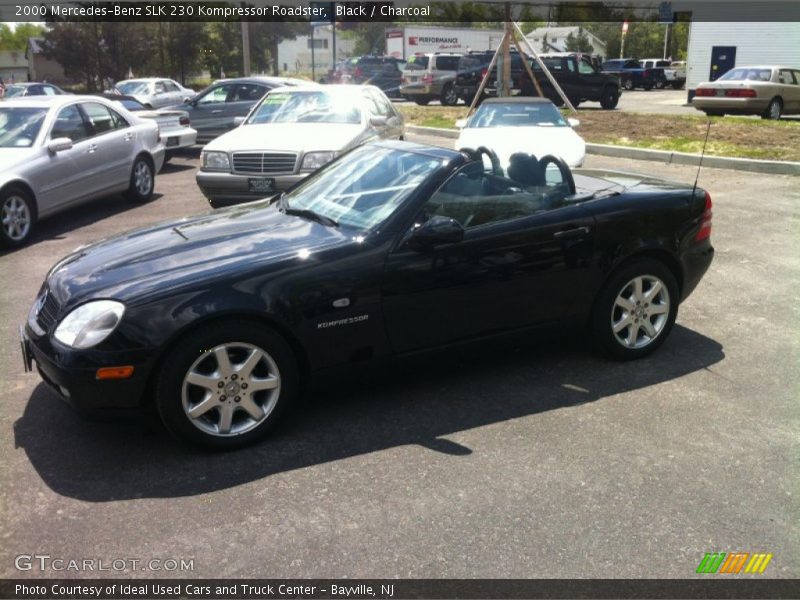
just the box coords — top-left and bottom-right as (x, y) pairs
(0, 23), (47, 50)
(564, 27), (594, 53)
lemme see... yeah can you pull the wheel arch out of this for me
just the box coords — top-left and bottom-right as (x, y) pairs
(141, 311), (312, 407)
(1, 179), (38, 220)
(595, 247), (684, 310)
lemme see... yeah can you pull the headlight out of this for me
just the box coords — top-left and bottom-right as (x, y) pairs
(202, 151), (230, 171)
(300, 151), (336, 172)
(54, 300), (125, 349)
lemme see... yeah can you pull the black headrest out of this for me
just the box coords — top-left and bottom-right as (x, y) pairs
(508, 153), (545, 187)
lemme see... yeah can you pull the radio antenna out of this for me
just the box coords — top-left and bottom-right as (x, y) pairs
(693, 120), (712, 196)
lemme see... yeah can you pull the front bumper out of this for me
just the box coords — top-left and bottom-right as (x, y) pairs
(21, 325), (153, 411)
(196, 170), (308, 206)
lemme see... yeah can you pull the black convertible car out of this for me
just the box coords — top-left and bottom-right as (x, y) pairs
(21, 142), (714, 448)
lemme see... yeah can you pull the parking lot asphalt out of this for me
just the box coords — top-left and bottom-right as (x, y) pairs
(0, 141), (798, 578)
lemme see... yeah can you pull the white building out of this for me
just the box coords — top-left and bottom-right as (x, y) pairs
(526, 26), (607, 58)
(277, 26), (355, 76)
(685, 20), (800, 99)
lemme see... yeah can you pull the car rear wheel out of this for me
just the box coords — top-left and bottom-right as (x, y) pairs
(762, 97), (782, 120)
(414, 97), (431, 106)
(0, 186), (35, 248)
(124, 155), (154, 203)
(623, 79), (634, 91)
(155, 320), (299, 449)
(643, 83), (653, 91)
(591, 258), (679, 360)
(440, 83), (459, 106)
(671, 81), (684, 90)
(599, 86), (619, 110)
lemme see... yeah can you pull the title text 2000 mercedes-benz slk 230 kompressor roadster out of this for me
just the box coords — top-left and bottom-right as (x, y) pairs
(20, 142), (714, 449)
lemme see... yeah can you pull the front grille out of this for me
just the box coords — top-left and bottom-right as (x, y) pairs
(232, 152), (297, 174)
(36, 290), (60, 331)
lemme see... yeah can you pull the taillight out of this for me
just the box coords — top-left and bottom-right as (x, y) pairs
(724, 88), (757, 98)
(354, 67), (363, 78)
(422, 73), (433, 85)
(696, 191), (712, 241)
(179, 116), (190, 126)
(695, 88), (714, 96)
(643, 69), (650, 77)
(480, 68), (488, 79)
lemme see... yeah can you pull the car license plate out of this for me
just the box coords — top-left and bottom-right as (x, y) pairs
(248, 178), (274, 193)
(166, 137), (179, 147)
(716, 89), (725, 97)
(19, 325), (32, 373)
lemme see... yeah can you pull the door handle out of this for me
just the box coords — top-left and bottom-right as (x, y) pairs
(87, 143), (97, 153)
(553, 226), (590, 240)
(124, 132), (133, 141)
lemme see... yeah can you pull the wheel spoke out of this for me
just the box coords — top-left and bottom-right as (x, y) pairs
(185, 371), (220, 392)
(237, 348), (264, 379)
(213, 346), (233, 378)
(239, 397), (263, 420)
(615, 296), (635, 311)
(633, 277), (644, 302)
(626, 323), (640, 347)
(649, 303), (669, 315)
(187, 393), (216, 418)
(644, 280), (662, 301)
(217, 404), (234, 434)
(641, 319), (657, 338)
(613, 316), (631, 333)
(248, 375), (279, 392)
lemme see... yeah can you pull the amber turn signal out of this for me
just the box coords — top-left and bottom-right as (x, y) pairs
(95, 366), (135, 380)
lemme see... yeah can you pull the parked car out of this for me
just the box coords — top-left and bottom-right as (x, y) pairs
(196, 85), (404, 208)
(455, 97), (586, 167)
(664, 61), (687, 89)
(98, 93), (196, 161)
(692, 65), (800, 119)
(20, 141), (714, 449)
(113, 78), (194, 109)
(0, 96), (164, 247)
(3, 82), (68, 97)
(168, 76), (308, 144)
(400, 52), (462, 106)
(601, 59), (664, 91)
(337, 55), (406, 97)
(639, 59), (672, 89)
(453, 50), (496, 104)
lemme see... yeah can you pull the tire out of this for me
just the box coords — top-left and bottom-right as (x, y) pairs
(599, 86), (619, 110)
(567, 97), (581, 108)
(123, 155), (155, 203)
(0, 186), (36, 248)
(155, 320), (299, 449)
(671, 81), (684, 90)
(440, 83), (458, 106)
(643, 83), (653, 91)
(703, 110), (723, 117)
(762, 97), (782, 120)
(163, 151), (174, 164)
(591, 258), (679, 360)
(414, 97), (431, 106)
(655, 80), (665, 89)
(623, 79), (634, 91)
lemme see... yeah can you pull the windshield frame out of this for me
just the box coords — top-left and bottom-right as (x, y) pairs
(245, 89), (365, 126)
(0, 106), (49, 148)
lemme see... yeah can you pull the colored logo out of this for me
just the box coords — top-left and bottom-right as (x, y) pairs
(696, 552), (773, 574)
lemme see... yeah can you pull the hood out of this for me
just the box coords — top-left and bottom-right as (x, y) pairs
(0, 147), (38, 172)
(45, 202), (354, 307)
(205, 122), (366, 153)
(456, 126), (586, 167)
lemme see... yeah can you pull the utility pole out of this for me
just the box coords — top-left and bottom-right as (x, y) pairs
(501, 2), (512, 97)
(311, 25), (316, 81)
(241, 18), (251, 76)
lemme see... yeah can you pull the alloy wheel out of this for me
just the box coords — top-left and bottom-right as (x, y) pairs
(2, 195), (31, 241)
(610, 275), (671, 349)
(769, 99), (782, 119)
(181, 342), (281, 436)
(134, 160), (153, 196)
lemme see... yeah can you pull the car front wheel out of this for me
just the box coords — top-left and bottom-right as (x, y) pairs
(591, 258), (679, 360)
(440, 84), (459, 106)
(155, 320), (299, 449)
(600, 86), (619, 109)
(0, 186), (35, 248)
(124, 155), (154, 203)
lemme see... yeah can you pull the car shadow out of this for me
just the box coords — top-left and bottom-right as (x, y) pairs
(13, 325), (724, 502)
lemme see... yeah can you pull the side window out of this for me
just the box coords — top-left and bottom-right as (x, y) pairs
(793, 70), (800, 84)
(437, 56), (460, 71)
(197, 84), (234, 104)
(566, 59), (577, 73)
(81, 102), (119, 136)
(154, 81), (167, 95)
(232, 83), (267, 102)
(578, 59), (596, 74)
(778, 69), (796, 84)
(369, 90), (393, 117)
(166, 81), (180, 92)
(42, 86), (57, 95)
(361, 90), (382, 117)
(51, 105), (91, 142)
(28, 85), (43, 95)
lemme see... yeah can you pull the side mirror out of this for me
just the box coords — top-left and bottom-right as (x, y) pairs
(455, 118), (468, 128)
(47, 137), (73, 153)
(369, 115), (388, 127)
(233, 116), (246, 127)
(410, 216), (464, 249)
(567, 118), (580, 128)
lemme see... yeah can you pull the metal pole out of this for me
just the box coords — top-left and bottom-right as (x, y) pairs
(501, 3), (512, 97)
(241, 8), (251, 76)
(512, 21), (576, 113)
(311, 26), (316, 81)
(663, 23), (670, 59)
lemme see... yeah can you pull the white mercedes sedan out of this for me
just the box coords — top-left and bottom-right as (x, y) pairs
(0, 96), (165, 248)
(455, 97), (586, 168)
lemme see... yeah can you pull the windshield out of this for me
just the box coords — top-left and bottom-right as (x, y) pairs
(468, 102), (568, 128)
(718, 68), (773, 82)
(247, 90), (361, 125)
(116, 81), (151, 95)
(3, 85), (26, 97)
(0, 107), (47, 147)
(282, 145), (445, 231)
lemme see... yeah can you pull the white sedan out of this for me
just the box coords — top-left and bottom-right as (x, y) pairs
(455, 97), (586, 168)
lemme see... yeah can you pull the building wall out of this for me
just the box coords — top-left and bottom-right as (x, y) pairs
(278, 27), (355, 76)
(0, 50), (29, 83)
(29, 55), (66, 83)
(686, 21), (800, 91)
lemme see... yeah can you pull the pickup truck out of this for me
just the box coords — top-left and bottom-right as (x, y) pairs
(458, 51), (622, 109)
(664, 60), (687, 89)
(601, 58), (666, 91)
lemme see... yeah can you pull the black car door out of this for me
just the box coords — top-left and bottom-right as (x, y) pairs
(381, 161), (597, 354)
(187, 82), (237, 143)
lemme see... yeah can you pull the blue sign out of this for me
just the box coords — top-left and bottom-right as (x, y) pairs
(659, 1), (673, 24)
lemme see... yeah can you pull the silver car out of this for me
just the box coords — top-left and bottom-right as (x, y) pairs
(692, 65), (800, 119)
(0, 96), (165, 247)
(114, 78), (194, 109)
(196, 85), (405, 208)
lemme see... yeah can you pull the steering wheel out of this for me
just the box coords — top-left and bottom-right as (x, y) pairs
(538, 154), (576, 195)
(460, 146), (503, 176)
